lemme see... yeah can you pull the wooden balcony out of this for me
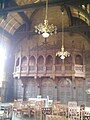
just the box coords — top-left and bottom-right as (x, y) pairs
(13, 64), (85, 78)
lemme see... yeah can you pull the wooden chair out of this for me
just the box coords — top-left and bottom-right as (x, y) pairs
(33, 100), (44, 120)
(21, 101), (31, 118)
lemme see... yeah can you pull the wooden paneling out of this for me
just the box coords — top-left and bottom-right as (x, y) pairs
(41, 78), (57, 100)
(25, 79), (39, 99)
(57, 79), (72, 104)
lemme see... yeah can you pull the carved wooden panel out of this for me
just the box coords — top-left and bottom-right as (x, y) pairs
(76, 79), (85, 104)
(41, 78), (57, 100)
(16, 80), (23, 99)
(57, 78), (72, 103)
(25, 79), (38, 99)
(21, 56), (27, 71)
(86, 52), (90, 64)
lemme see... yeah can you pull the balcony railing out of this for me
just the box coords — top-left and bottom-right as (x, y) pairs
(65, 65), (72, 71)
(55, 65), (61, 71)
(46, 65), (52, 71)
(75, 65), (83, 72)
(29, 66), (35, 71)
(21, 66), (27, 71)
(14, 64), (85, 77)
(37, 65), (44, 71)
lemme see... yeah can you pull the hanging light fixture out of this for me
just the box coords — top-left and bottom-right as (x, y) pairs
(56, 11), (70, 60)
(35, 0), (57, 38)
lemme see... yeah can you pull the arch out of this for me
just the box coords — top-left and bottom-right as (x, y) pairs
(57, 78), (72, 103)
(75, 54), (83, 65)
(21, 56), (27, 71)
(21, 56), (27, 66)
(64, 56), (72, 64)
(55, 56), (62, 65)
(16, 57), (20, 66)
(37, 55), (44, 65)
(29, 56), (36, 71)
(29, 56), (36, 66)
(46, 55), (53, 65)
(41, 78), (57, 100)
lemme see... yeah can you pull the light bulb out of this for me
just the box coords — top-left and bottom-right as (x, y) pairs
(60, 55), (65, 59)
(42, 32), (49, 38)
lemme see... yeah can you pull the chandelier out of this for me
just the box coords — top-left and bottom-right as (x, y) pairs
(35, 0), (57, 38)
(56, 11), (70, 60)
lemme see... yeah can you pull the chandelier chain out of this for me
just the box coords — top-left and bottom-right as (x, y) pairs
(62, 12), (64, 49)
(45, 0), (48, 20)
(56, 10), (70, 59)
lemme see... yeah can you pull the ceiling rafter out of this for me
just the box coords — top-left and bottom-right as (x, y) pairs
(64, 5), (73, 26)
(10, 1), (32, 25)
(0, 0), (32, 40)
(0, 0), (89, 15)
(0, 0), (89, 41)
(13, 25), (90, 48)
(13, 25), (90, 42)
(14, 25), (90, 34)
(69, 4), (90, 21)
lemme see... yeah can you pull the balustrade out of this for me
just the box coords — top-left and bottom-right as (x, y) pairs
(75, 65), (83, 72)
(55, 65), (61, 71)
(65, 65), (72, 71)
(29, 66), (35, 71)
(38, 65), (44, 71)
(46, 65), (52, 71)
(14, 64), (85, 78)
(21, 66), (27, 71)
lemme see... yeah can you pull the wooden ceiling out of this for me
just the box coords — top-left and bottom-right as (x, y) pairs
(0, 0), (90, 43)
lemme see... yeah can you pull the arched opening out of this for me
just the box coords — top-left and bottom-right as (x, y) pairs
(55, 56), (62, 72)
(65, 56), (72, 71)
(29, 56), (36, 71)
(46, 55), (53, 71)
(37, 55), (44, 71)
(21, 56), (27, 71)
(75, 55), (83, 65)
(55, 56), (62, 65)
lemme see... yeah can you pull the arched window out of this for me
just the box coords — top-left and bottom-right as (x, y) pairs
(21, 56), (27, 66)
(16, 58), (20, 66)
(75, 55), (83, 65)
(64, 56), (72, 64)
(55, 56), (61, 64)
(37, 55), (44, 71)
(21, 56), (27, 71)
(46, 55), (53, 65)
(65, 56), (72, 71)
(29, 56), (36, 71)
(29, 56), (36, 66)
(37, 55), (44, 65)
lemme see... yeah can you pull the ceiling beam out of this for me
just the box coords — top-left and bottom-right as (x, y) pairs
(58, 25), (90, 32)
(0, 0), (90, 15)
(69, 4), (90, 21)
(10, 1), (32, 25)
(0, 27), (13, 39)
(13, 25), (90, 43)
(14, 25), (90, 36)
(13, 25), (90, 47)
